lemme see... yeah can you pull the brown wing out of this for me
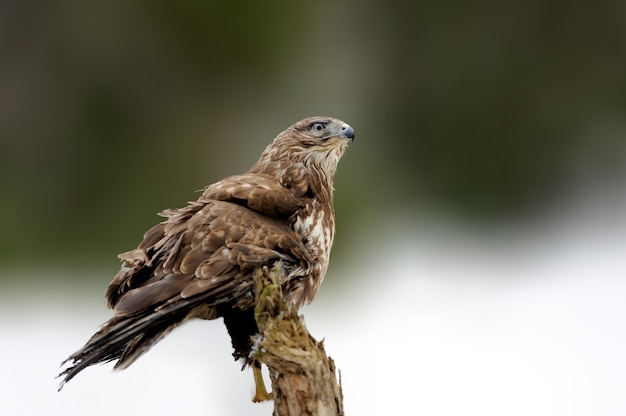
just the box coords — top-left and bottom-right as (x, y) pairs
(105, 189), (311, 318)
(202, 173), (309, 216)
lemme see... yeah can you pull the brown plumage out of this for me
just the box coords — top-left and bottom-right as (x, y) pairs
(58, 116), (354, 390)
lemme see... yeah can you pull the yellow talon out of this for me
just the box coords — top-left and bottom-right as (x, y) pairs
(252, 362), (271, 402)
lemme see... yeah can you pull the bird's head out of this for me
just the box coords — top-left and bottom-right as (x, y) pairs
(252, 117), (354, 183)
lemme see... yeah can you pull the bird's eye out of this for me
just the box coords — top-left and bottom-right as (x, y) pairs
(309, 122), (327, 134)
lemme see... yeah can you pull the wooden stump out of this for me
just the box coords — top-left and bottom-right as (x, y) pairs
(253, 264), (344, 416)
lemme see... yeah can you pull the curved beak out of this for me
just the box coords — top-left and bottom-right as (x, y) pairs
(339, 124), (355, 141)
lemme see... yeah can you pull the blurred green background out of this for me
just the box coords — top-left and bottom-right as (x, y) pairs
(1, 0), (625, 277)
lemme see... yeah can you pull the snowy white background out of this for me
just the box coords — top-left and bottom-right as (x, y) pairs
(2, 194), (625, 416)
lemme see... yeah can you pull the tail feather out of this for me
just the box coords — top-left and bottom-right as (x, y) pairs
(57, 308), (189, 390)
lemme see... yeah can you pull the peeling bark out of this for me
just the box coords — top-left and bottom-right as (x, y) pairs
(253, 264), (344, 416)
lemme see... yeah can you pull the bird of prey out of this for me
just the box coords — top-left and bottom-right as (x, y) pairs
(58, 117), (354, 400)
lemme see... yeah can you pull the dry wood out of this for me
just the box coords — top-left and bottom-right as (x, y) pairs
(253, 264), (344, 416)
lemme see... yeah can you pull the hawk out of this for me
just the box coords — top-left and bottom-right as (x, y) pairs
(58, 117), (354, 399)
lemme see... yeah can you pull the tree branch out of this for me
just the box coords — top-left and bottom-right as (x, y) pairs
(253, 264), (344, 416)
